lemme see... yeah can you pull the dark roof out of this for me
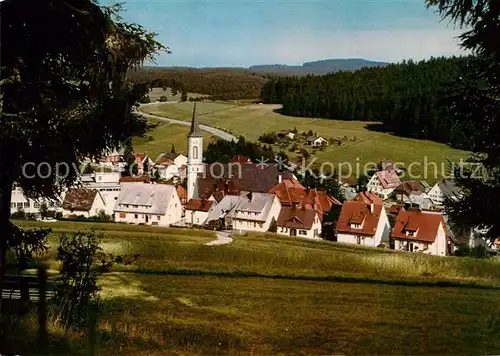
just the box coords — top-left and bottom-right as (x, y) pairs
(394, 181), (424, 195)
(197, 163), (280, 198)
(119, 176), (152, 183)
(438, 179), (462, 198)
(62, 189), (98, 211)
(185, 198), (214, 212)
(277, 206), (317, 230)
(392, 210), (445, 243)
(188, 102), (202, 137)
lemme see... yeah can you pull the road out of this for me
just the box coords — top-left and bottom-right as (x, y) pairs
(137, 103), (237, 142)
(205, 231), (233, 246)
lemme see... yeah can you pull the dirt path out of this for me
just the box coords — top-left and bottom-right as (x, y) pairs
(205, 231), (233, 246)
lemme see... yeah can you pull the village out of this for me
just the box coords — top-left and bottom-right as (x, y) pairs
(10, 105), (495, 257)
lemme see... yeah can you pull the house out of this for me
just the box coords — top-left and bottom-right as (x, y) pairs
(10, 186), (63, 217)
(391, 209), (448, 256)
(267, 177), (341, 221)
(99, 147), (125, 168)
(206, 191), (281, 233)
(307, 136), (328, 147)
(335, 196), (390, 247)
(80, 172), (121, 215)
(62, 188), (106, 218)
(154, 152), (188, 181)
(134, 153), (154, 175)
(185, 198), (215, 226)
(196, 163), (284, 200)
(366, 170), (401, 200)
(206, 194), (241, 230)
(402, 191), (434, 210)
(231, 155), (252, 164)
(394, 181), (425, 202)
(277, 206), (322, 239)
(352, 191), (383, 205)
(427, 179), (462, 206)
(114, 183), (182, 226)
(277, 130), (295, 140)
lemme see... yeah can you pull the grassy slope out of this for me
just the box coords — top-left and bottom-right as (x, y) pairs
(147, 87), (207, 102)
(133, 120), (215, 159)
(10, 221), (500, 355)
(139, 102), (469, 182)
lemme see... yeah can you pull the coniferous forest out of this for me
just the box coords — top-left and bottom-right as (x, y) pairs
(260, 56), (471, 148)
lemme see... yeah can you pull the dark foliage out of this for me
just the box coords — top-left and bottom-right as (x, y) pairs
(260, 57), (473, 148)
(54, 230), (102, 330)
(127, 67), (269, 100)
(204, 137), (275, 164)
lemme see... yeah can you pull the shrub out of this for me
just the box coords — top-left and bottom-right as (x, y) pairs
(258, 132), (278, 144)
(159, 95), (168, 102)
(267, 218), (278, 233)
(54, 230), (102, 330)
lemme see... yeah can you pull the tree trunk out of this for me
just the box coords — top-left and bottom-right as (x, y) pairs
(0, 159), (14, 318)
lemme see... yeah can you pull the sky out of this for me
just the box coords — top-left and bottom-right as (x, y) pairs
(101, 0), (467, 67)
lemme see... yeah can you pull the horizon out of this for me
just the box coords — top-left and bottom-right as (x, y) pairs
(100, 0), (467, 68)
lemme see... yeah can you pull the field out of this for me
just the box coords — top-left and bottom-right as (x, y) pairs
(134, 120), (215, 159)
(147, 87), (207, 102)
(139, 101), (469, 182)
(7, 220), (500, 355)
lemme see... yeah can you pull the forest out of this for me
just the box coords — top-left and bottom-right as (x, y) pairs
(127, 67), (270, 100)
(260, 56), (471, 148)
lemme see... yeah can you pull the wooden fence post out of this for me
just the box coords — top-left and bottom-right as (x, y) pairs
(87, 301), (98, 356)
(38, 267), (48, 353)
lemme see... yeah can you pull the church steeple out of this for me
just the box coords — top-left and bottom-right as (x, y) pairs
(188, 103), (202, 137)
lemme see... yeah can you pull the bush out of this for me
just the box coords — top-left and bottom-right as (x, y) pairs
(54, 229), (102, 330)
(258, 132), (278, 144)
(159, 95), (168, 102)
(300, 148), (310, 158)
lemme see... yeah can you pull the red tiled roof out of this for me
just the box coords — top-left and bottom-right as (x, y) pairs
(134, 153), (146, 164)
(62, 188), (98, 211)
(375, 170), (401, 189)
(119, 176), (152, 183)
(352, 191), (383, 205)
(389, 204), (404, 215)
(185, 198), (214, 212)
(392, 210), (445, 243)
(268, 178), (341, 221)
(277, 206), (318, 230)
(231, 155), (252, 164)
(176, 185), (186, 204)
(336, 201), (383, 237)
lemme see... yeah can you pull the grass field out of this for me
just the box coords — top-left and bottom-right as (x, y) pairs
(147, 87), (207, 102)
(7, 220), (500, 355)
(139, 102), (469, 182)
(133, 120), (215, 158)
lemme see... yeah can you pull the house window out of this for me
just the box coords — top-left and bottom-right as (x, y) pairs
(17, 203), (23, 209)
(134, 214), (138, 219)
(196, 218), (200, 223)
(193, 146), (198, 160)
(351, 223), (361, 229)
(157, 216), (161, 221)
(119, 212), (126, 218)
(314, 229), (319, 237)
(10, 203), (15, 208)
(299, 230), (307, 235)
(24, 202), (30, 208)
(356, 236), (361, 245)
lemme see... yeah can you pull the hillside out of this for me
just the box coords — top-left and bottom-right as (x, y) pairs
(8, 220), (500, 355)
(249, 58), (389, 75)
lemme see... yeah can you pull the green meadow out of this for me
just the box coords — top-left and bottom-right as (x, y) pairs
(139, 101), (469, 182)
(7, 220), (500, 355)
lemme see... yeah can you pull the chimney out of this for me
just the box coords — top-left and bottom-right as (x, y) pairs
(278, 174), (282, 184)
(247, 191), (253, 201)
(369, 203), (374, 213)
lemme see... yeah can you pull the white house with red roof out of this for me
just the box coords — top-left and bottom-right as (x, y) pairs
(366, 169), (401, 200)
(335, 192), (390, 247)
(277, 206), (322, 239)
(391, 209), (448, 256)
(185, 198), (215, 226)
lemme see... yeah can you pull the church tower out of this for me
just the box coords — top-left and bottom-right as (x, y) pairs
(187, 103), (204, 201)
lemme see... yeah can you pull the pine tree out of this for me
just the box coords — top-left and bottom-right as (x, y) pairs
(268, 217), (277, 233)
(180, 91), (188, 102)
(427, 0), (500, 242)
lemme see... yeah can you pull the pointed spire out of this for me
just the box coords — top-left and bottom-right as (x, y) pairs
(188, 102), (202, 137)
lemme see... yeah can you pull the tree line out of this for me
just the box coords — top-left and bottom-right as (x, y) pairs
(128, 67), (271, 100)
(260, 56), (472, 148)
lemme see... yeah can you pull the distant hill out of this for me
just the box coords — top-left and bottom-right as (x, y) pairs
(249, 58), (389, 75)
